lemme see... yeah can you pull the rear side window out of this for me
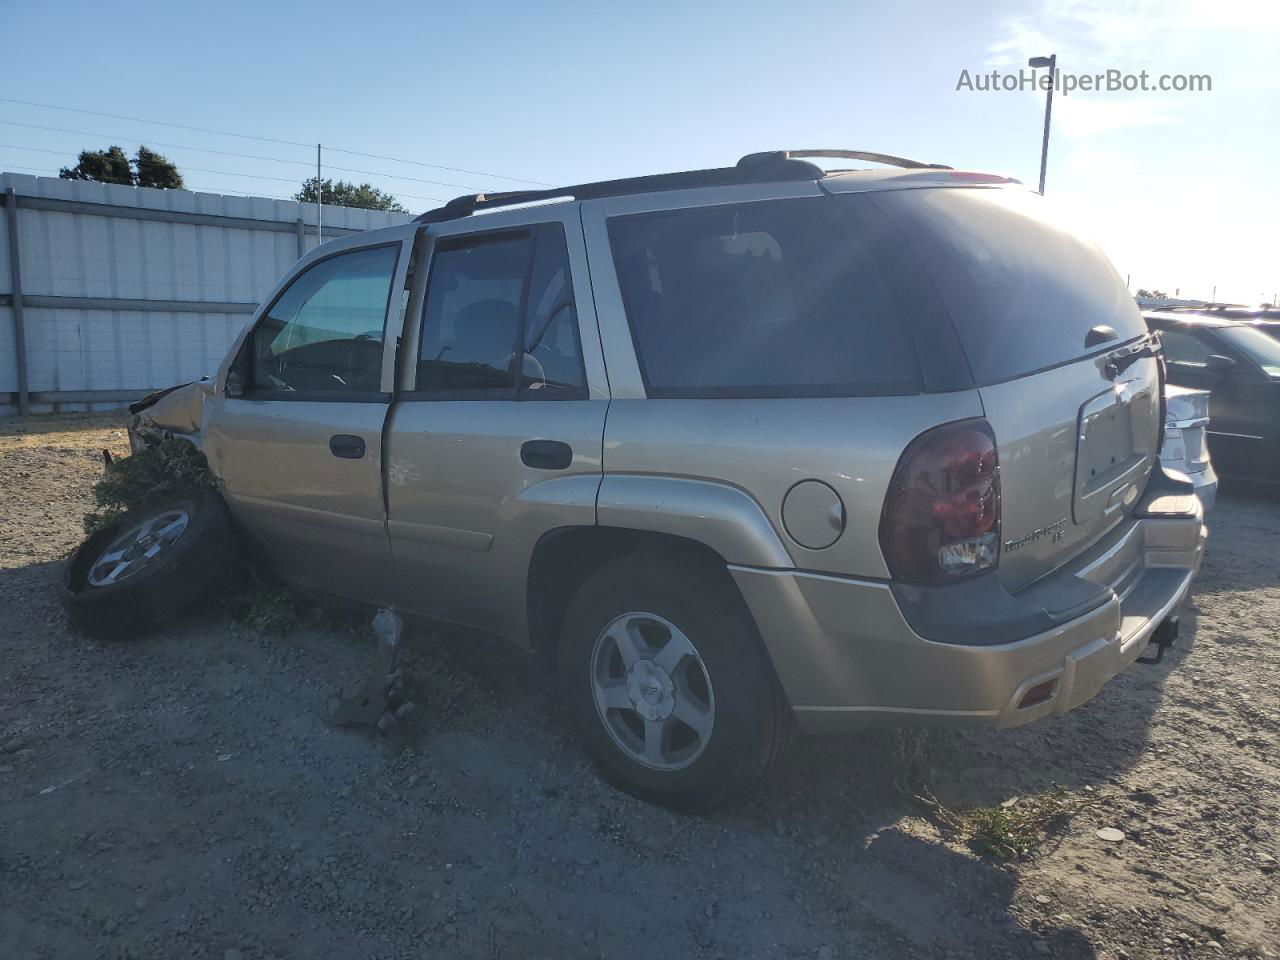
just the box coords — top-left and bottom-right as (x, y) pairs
(607, 198), (922, 398)
(419, 234), (529, 394)
(1159, 329), (1216, 366)
(417, 225), (587, 398)
(871, 188), (1147, 384)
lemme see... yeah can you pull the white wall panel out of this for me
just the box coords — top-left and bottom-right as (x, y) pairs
(1, 172), (411, 414)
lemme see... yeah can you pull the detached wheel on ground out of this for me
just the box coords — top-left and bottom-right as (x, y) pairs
(559, 552), (793, 812)
(60, 487), (237, 639)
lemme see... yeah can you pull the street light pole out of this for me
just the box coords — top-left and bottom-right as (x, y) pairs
(1029, 54), (1056, 194)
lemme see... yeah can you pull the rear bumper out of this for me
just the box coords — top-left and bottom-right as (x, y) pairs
(731, 506), (1205, 734)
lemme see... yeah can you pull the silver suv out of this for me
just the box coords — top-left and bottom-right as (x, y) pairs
(108, 150), (1206, 810)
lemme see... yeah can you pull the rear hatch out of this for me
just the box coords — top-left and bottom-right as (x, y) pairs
(856, 186), (1160, 591)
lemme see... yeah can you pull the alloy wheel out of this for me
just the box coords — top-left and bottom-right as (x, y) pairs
(87, 509), (191, 587)
(590, 611), (716, 771)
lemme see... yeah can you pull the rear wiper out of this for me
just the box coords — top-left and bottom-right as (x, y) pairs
(1106, 341), (1160, 379)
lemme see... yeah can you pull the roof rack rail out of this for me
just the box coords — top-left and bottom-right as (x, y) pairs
(413, 154), (825, 224)
(415, 189), (570, 224)
(411, 149), (950, 224)
(737, 149), (952, 170)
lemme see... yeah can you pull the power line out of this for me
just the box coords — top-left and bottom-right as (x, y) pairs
(0, 119), (482, 192)
(0, 161), (300, 202)
(0, 156), (447, 205)
(323, 144), (555, 186)
(2, 118), (323, 166)
(1, 142), (299, 181)
(319, 163), (477, 192)
(0, 96), (313, 147)
(0, 143), (449, 201)
(0, 96), (554, 186)
(0, 142), (302, 183)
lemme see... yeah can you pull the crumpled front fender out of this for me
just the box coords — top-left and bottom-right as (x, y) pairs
(126, 379), (214, 453)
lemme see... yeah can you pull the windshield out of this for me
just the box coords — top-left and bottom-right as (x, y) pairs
(1218, 325), (1280, 377)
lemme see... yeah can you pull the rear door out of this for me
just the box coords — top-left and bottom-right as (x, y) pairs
(867, 187), (1161, 591)
(384, 206), (608, 641)
(206, 231), (414, 604)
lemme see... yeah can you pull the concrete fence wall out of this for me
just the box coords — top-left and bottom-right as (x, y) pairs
(0, 173), (411, 416)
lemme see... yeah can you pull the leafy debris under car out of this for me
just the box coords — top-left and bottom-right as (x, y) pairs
(83, 437), (216, 535)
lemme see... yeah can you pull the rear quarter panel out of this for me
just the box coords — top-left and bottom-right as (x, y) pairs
(581, 181), (987, 578)
(599, 394), (984, 578)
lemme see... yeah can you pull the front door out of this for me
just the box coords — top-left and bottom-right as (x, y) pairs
(384, 210), (608, 643)
(206, 236), (412, 604)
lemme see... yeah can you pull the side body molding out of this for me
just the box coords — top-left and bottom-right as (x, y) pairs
(596, 475), (795, 569)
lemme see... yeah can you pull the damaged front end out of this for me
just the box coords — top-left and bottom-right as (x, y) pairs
(126, 379), (215, 454)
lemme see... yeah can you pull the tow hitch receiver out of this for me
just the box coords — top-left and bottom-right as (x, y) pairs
(1137, 615), (1180, 665)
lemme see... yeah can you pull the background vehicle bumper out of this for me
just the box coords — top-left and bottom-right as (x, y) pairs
(1188, 462), (1217, 511)
(730, 509), (1206, 734)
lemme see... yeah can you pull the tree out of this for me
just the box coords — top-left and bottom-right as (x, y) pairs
(1136, 288), (1170, 299)
(59, 146), (134, 185)
(133, 145), (184, 189)
(295, 177), (406, 212)
(58, 144), (184, 189)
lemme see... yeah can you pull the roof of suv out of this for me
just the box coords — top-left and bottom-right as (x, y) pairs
(413, 149), (1020, 224)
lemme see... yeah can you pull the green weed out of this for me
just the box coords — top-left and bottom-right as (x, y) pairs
(83, 438), (214, 534)
(920, 786), (1108, 862)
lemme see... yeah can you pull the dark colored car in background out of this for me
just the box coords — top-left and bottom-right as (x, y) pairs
(1156, 305), (1280, 344)
(1144, 311), (1280, 486)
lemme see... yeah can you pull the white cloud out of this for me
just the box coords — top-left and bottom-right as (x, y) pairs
(986, 21), (1056, 66)
(989, 0), (1280, 303)
(989, 0), (1280, 121)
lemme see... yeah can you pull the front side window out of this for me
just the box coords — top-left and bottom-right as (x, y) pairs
(248, 244), (398, 396)
(607, 198), (922, 398)
(417, 224), (586, 398)
(1218, 325), (1280, 378)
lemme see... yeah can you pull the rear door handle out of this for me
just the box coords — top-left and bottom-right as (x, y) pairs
(521, 439), (573, 470)
(329, 434), (366, 459)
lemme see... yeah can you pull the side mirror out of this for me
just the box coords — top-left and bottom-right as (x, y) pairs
(1205, 354), (1237, 375)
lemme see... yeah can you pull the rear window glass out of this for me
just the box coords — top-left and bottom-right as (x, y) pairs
(871, 188), (1146, 384)
(607, 198), (923, 398)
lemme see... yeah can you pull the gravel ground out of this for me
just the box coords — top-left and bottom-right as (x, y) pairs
(1, 413), (1277, 960)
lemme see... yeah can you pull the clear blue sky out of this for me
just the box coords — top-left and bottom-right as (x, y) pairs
(4, 0), (1276, 302)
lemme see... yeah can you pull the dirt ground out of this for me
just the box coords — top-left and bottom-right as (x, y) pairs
(1, 413), (1277, 960)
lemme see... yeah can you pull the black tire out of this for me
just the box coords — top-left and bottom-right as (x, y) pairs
(60, 487), (238, 639)
(558, 551), (793, 812)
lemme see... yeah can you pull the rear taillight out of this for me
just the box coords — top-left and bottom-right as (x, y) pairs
(879, 419), (1001, 582)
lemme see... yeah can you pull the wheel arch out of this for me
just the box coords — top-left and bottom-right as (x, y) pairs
(526, 526), (748, 673)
